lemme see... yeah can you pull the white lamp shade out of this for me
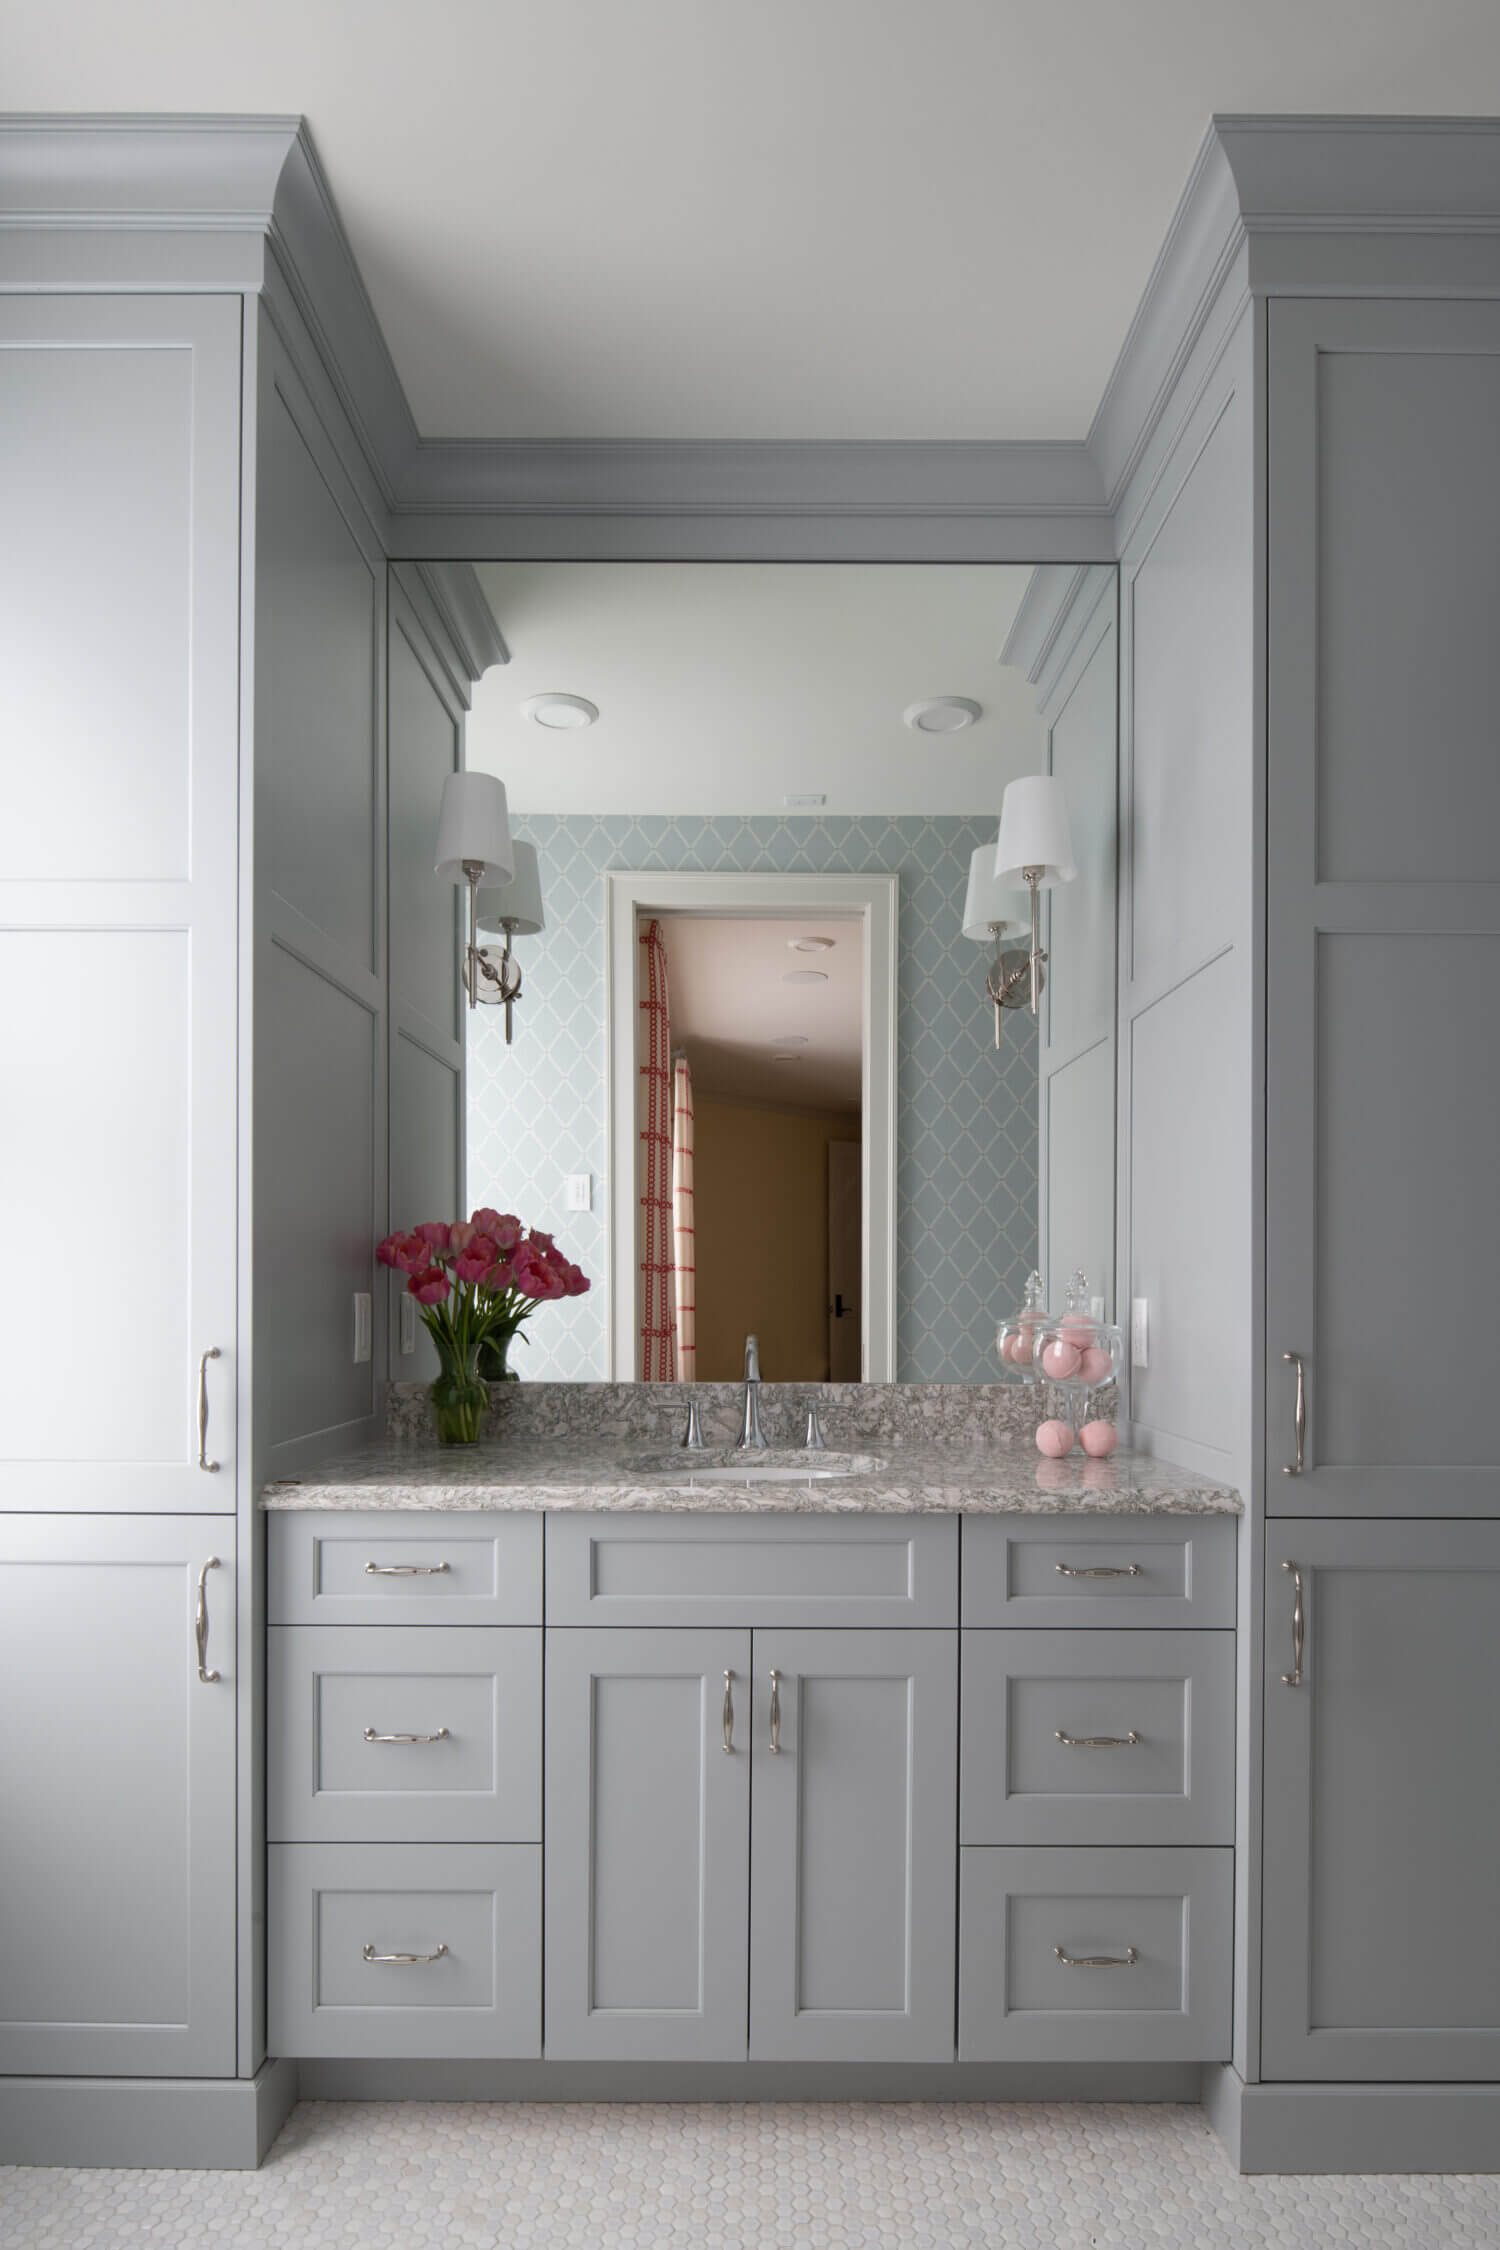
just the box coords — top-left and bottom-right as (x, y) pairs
(994, 773), (1076, 889)
(961, 843), (1024, 942)
(434, 771), (514, 885)
(477, 841), (545, 937)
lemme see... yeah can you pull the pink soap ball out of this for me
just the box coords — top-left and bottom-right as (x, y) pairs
(1003, 1333), (1033, 1366)
(1061, 1314), (1096, 1342)
(1040, 1340), (1081, 1380)
(1079, 1345), (1115, 1384)
(1035, 1419), (1075, 1458)
(1080, 1420), (1119, 1458)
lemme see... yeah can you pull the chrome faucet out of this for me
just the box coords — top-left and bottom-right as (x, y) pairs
(737, 1334), (768, 1450)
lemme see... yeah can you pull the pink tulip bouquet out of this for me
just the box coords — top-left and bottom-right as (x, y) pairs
(377, 1209), (591, 1444)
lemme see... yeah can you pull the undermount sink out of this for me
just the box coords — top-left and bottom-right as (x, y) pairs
(621, 1449), (884, 1483)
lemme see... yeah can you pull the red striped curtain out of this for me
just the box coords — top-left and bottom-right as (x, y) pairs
(638, 918), (677, 1381)
(672, 1056), (696, 1383)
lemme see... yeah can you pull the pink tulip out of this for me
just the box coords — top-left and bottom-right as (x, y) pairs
(491, 1214), (524, 1253)
(376, 1234), (403, 1268)
(484, 1257), (515, 1294)
(513, 1246), (565, 1301)
(378, 1230), (430, 1274)
(448, 1220), (477, 1252)
(562, 1262), (591, 1297)
(408, 1265), (450, 1305)
(452, 1234), (499, 1284)
(414, 1221), (452, 1256)
(526, 1228), (558, 1259)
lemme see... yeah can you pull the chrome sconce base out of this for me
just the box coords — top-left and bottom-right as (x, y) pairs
(982, 867), (1048, 1049)
(462, 862), (525, 1041)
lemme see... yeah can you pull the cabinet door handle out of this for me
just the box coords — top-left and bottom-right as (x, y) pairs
(768, 1668), (782, 1754)
(197, 1347), (221, 1472)
(1282, 1351), (1305, 1476)
(722, 1670), (735, 1755)
(363, 1726), (450, 1745)
(1055, 1728), (1140, 1749)
(1282, 1559), (1305, 1686)
(362, 1942), (448, 1966)
(364, 1560), (451, 1577)
(1054, 1561), (1140, 1579)
(195, 1556), (221, 1683)
(1054, 1944), (1138, 1968)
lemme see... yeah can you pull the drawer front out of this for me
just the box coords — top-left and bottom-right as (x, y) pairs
(269, 1843), (541, 2058)
(269, 1511), (542, 1625)
(545, 1512), (957, 1628)
(961, 1630), (1234, 1845)
(268, 1627), (541, 1844)
(959, 1846), (1232, 2062)
(961, 1515), (1236, 1629)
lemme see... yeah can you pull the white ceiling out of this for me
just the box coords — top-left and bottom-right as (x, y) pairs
(660, 915), (864, 1113)
(11, 6), (1500, 441)
(468, 562), (1046, 815)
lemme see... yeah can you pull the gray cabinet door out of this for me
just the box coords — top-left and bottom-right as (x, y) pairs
(749, 1629), (957, 2062)
(1262, 1522), (1500, 2080)
(1266, 297), (1500, 1515)
(0, 1516), (236, 2075)
(544, 1627), (750, 2061)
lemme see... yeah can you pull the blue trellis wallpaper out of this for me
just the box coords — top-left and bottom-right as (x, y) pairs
(468, 815), (1037, 1382)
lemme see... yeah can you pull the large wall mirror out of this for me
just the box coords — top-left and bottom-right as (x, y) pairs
(451, 562), (1118, 1385)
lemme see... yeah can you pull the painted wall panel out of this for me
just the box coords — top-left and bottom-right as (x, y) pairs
(389, 1032), (461, 1384)
(1044, 1038), (1114, 1316)
(1046, 619), (1117, 1057)
(388, 617), (461, 1042)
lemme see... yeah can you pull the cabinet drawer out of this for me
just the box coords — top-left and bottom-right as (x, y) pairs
(962, 1516), (1236, 1629)
(961, 1631), (1233, 1845)
(268, 1843), (540, 2058)
(268, 1510), (542, 1625)
(545, 1513), (957, 1627)
(959, 1846), (1232, 2062)
(268, 1627), (541, 1844)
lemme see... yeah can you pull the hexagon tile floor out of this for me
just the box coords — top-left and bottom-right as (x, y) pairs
(4, 2100), (1500, 2250)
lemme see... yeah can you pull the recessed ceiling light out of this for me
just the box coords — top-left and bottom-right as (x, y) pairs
(770, 1034), (810, 1046)
(783, 792), (827, 808)
(903, 696), (982, 735)
(788, 936), (835, 953)
(771, 1053), (803, 1062)
(783, 970), (829, 985)
(521, 692), (598, 730)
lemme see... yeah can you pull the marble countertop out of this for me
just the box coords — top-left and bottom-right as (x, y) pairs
(261, 1437), (1241, 1516)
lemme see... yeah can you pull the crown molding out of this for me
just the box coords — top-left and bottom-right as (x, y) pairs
(411, 562), (509, 678)
(999, 563), (1114, 699)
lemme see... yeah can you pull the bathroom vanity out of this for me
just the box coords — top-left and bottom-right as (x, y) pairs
(261, 1425), (1239, 2079)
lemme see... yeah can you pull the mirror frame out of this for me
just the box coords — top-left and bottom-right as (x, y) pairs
(604, 869), (898, 1381)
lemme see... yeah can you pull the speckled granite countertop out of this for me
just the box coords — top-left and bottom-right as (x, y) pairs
(261, 1437), (1240, 1516)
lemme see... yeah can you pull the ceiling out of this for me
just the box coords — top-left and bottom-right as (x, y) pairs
(467, 562), (1045, 815)
(11, 7), (1500, 443)
(659, 915), (864, 1113)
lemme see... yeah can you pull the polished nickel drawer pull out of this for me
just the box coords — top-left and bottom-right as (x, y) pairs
(364, 1560), (451, 1577)
(1054, 1561), (1141, 1579)
(1055, 1728), (1140, 1748)
(722, 1669), (735, 1755)
(363, 1726), (450, 1745)
(768, 1668), (782, 1754)
(362, 1942), (449, 1966)
(1282, 1560), (1305, 1687)
(197, 1347), (221, 1473)
(195, 1556), (221, 1683)
(1054, 1944), (1138, 1968)
(1282, 1351), (1306, 1476)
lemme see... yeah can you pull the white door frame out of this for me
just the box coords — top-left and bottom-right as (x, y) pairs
(604, 871), (898, 1382)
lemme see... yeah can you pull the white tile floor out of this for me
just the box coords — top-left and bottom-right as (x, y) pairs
(3, 2099), (1499, 2250)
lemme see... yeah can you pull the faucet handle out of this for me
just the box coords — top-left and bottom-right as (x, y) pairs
(681, 1397), (706, 1451)
(804, 1405), (828, 1452)
(744, 1334), (762, 1383)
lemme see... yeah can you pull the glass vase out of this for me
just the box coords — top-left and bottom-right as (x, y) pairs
(476, 1325), (520, 1385)
(429, 1367), (488, 1446)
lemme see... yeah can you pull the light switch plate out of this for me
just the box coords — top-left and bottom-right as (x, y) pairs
(565, 1173), (592, 1212)
(399, 1293), (416, 1355)
(1130, 1297), (1150, 1369)
(352, 1292), (372, 1364)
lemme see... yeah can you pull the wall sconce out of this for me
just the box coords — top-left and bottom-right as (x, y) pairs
(475, 842), (545, 1045)
(961, 844), (1032, 1048)
(435, 771), (514, 1010)
(994, 773), (1077, 1018)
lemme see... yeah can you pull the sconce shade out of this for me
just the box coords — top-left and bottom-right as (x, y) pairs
(994, 774), (1076, 889)
(434, 771), (514, 885)
(477, 841), (545, 936)
(961, 843), (1023, 941)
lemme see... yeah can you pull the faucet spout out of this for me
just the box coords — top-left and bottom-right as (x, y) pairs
(738, 1334), (767, 1450)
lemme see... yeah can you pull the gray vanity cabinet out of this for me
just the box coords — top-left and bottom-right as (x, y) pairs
(749, 1630), (957, 2062)
(1261, 1522), (1500, 2080)
(543, 1628), (752, 2062)
(0, 1517), (236, 2076)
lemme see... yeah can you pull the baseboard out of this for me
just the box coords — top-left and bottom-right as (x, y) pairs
(1203, 2066), (1500, 2174)
(294, 2057), (1202, 2103)
(0, 2057), (298, 2171)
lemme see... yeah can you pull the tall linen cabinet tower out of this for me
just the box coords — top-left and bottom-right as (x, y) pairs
(0, 120), (487, 2168)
